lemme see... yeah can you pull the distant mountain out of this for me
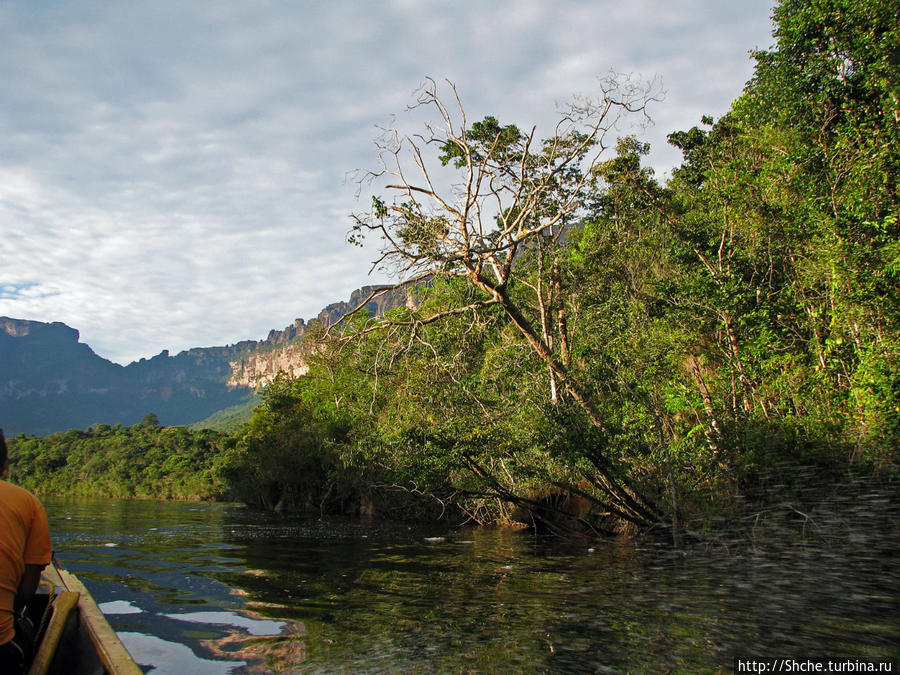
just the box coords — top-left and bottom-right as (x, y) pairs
(0, 285), (409, 437)
(0, 317), (256, 436)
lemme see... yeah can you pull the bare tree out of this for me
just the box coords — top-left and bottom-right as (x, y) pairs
(346, 77), (664, 528)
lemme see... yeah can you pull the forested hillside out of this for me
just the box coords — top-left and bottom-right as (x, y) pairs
(220, 0), (898, 533)
(10, 0), (898, 535)
(8, 415), (228, 500)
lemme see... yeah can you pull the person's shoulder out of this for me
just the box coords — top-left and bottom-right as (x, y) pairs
(0, 479), (42, 504)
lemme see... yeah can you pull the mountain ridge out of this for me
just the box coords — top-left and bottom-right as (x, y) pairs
(0, 284), (409, 436)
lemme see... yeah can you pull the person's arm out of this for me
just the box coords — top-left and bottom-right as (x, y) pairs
(13, 564), (45, 613)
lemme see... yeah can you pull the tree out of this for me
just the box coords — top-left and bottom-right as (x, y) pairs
(667, 0), (899, 463)
(750, 0), (900, 456)
(141, 412), (161, 427)
(347, 77), (665, 529)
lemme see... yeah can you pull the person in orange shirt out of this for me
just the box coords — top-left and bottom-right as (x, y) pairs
(0, 429), (52, 674)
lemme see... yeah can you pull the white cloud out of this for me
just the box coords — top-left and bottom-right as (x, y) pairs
(0, 0), (775, 364)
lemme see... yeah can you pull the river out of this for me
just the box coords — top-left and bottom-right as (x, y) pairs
(43, 496), (898, 673)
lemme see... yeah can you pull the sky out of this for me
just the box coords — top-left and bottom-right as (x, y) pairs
(0, 0), (777, 365)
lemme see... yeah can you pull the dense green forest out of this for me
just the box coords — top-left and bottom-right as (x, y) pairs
(9, 415), (229, 500)
(8, 0), (899, 535)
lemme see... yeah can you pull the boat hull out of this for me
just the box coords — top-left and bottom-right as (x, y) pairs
(25, 562), (142, 675)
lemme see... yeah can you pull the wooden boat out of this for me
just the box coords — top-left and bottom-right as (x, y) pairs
(22, 561), (142, 675)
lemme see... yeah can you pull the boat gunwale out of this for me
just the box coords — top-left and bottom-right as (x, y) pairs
(31, 561), (142, 675)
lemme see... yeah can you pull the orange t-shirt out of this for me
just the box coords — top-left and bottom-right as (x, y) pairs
(0, 480), (52, 645)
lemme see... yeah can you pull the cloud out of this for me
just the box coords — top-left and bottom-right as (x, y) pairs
(0, 0), (775, 364)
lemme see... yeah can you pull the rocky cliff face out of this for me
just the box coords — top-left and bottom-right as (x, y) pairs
(226, 284), (413, 389)
(314, 285), (412, 326)
(228, 345), (310, 388)
(1, 317), (76, 339)
(1, 284), (413, 435)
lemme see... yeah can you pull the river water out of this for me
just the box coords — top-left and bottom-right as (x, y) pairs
(43, 496), (898, 673)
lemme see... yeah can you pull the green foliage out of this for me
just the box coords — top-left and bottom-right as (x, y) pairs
(7, 421), (229, 500)
(214, 374), (348, 512)
(665, 0), (899, 470)
(190, 395), (261, 432)
(438, 115), (523, 168)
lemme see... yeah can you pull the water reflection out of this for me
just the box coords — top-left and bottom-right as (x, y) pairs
(44, 497), (900, 674)
(162, 612), (284, 636)
(99, 600), (142, 615)
(118, 632), (239, 675)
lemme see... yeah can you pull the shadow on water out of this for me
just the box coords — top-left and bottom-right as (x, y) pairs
(44, 495), (900, 674)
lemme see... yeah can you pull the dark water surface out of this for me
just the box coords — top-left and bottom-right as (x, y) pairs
(43, 497), (899, 673)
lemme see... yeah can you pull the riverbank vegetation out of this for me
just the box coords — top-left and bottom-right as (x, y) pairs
(8, 0), (898, 535)
(9, 414), (228, 500)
